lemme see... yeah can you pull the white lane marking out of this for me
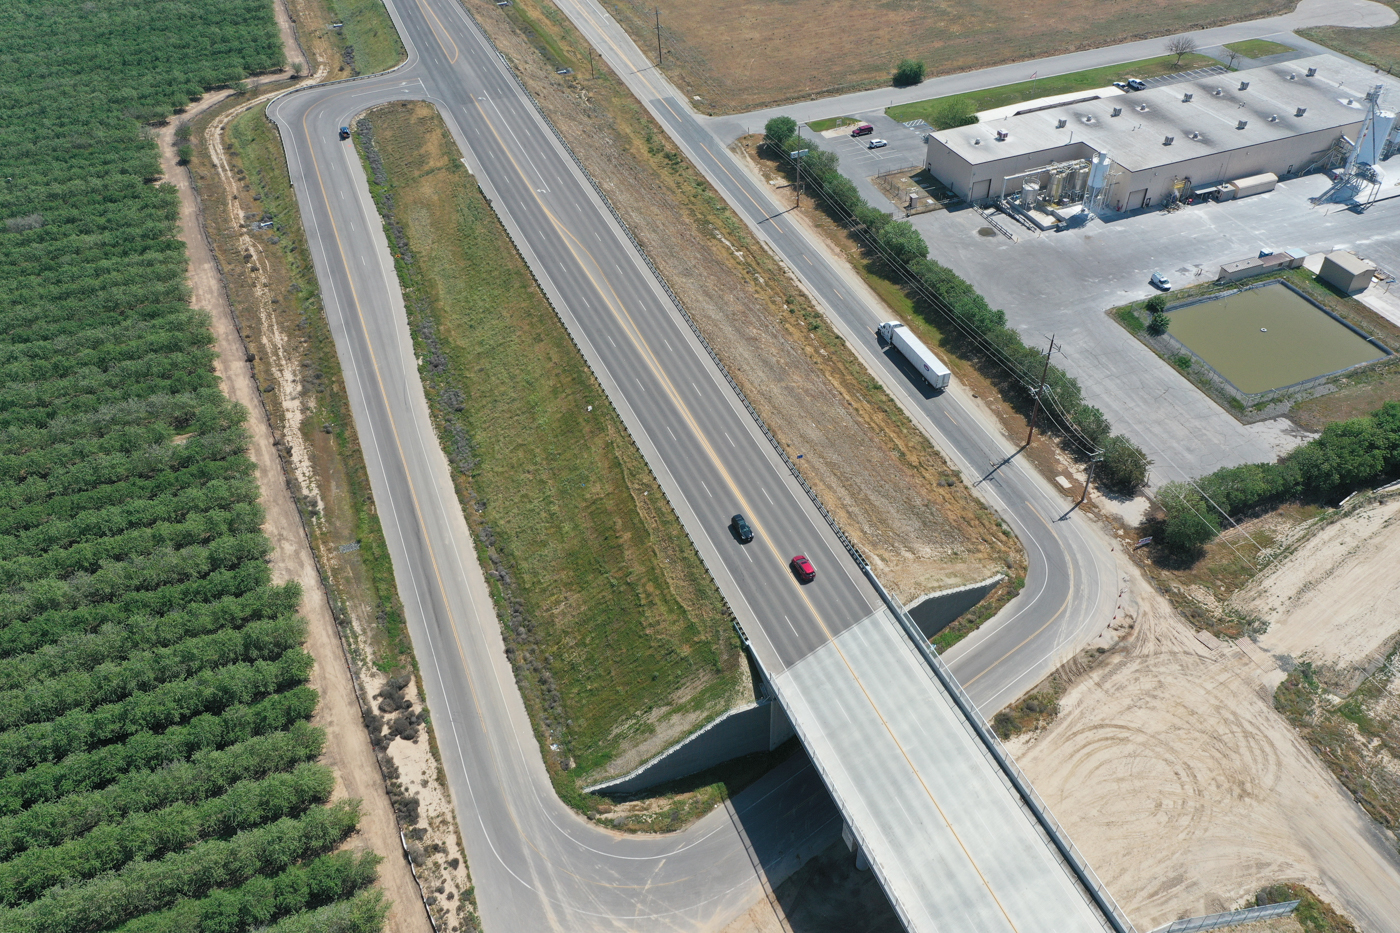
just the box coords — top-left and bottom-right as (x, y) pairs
(634, 378), (645, 391)
(762, 488), (775, 505)
(701, 481), (714, 498)
(488, 97), (550, 191)
(607, 335), (617, 348)
(724, 432), (735, 448)
(663, 339), (674, 352)
(784, 615), (800, 638)
(691, 382), (702, 398)
(666, 426), (677, 441)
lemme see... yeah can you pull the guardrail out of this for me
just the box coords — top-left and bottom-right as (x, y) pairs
(1148, 900), (1299, 933)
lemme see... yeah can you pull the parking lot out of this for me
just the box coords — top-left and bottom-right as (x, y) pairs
(903, 172), (1400, 483)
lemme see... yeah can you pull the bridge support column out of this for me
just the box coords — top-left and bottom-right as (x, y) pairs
(841, 821), (871, 872)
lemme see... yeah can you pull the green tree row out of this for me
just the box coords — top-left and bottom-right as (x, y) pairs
(0, 614), (304, 731)
(111, 850), (382, 933)
(0, 648), (311, 778)
(0, 763), (334, 904)
(0, 721), (324, 859)
(1159, 401), (1400, 553)
(0, 802), (360, 933)
(0, 687), (317, 817)
(764, 118), (1149, 491)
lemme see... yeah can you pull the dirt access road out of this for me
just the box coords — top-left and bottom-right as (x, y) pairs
(1009, 565), (1400, 933)
(157, 13), (432, 933)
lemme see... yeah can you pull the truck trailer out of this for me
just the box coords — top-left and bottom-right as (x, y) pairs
(878, 321), (951, 390)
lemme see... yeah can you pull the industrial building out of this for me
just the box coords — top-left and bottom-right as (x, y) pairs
(924, 53), (1400, 213)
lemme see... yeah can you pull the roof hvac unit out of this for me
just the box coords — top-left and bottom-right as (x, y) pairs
(1111, 106), (1122, 117)
(1296, 107), (1308, 117)
(1239, 81), (1250, 90)
(1057, 118), (1067, 128)
(1307, 66), (1317, 76)
(1182, 92), (1193, 102)
(1164, 136), (1175, 145)
(1237, 119), (1249, 129)
(995, 129), (1009, 140)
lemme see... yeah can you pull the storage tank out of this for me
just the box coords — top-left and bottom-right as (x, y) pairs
(1021, 180), (1040, 207)
(1048, 171), (1065, 202)
(1073, 165), (1090, 199)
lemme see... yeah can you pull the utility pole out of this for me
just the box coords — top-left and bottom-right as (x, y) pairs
(655, 9), (662, 66)
(589, 47), (594, 79)
(1025, 335), (1054, 448)
(1077, 451), (1102, 508)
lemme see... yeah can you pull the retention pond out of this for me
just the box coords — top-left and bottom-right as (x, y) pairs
(1169, 282), (1386, 394)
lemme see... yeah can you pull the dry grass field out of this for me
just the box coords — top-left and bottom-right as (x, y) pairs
(600, 0), (1291, 112)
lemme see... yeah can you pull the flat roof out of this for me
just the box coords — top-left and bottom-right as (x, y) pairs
(932, 54), (1398, 171)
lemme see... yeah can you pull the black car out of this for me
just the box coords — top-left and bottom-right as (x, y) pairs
(339, 126), (351, 140)
(730, 514), (754, 543)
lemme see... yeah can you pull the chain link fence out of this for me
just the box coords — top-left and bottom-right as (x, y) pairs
(1149, 900), (1300, 933)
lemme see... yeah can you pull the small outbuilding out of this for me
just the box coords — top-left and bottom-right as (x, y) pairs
(1318, 250), (1376, 294)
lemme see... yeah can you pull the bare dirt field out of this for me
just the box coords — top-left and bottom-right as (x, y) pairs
(600, 0), (1290, 113)
(1237, 491), (1400, 686)
(1008, 565), (1400, 933)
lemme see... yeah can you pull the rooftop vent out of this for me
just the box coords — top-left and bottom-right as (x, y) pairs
(1190, 131), (1201, 139)
(1237, 119), (1249, 130)
(1182, 92), (1194, 102)
(1239, 80), (1250, 91)
(1164, 135), (1175, 146)
(1288, 73), (1297, 81)
(995, 129), (1008, 141)
(1137, 103), (1149, 112)
(1296, 106), (1308, 117)
(972, 138), (982, 145)
(1307, 66), (1317, 77)
(1056, 118), (1067, 128)
(1269, 114), (1279, 122)
(1213, 87), (1224, 96)
(1111, 106), (1122, 117)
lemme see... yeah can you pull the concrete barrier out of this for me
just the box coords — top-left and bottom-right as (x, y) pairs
(905, 575), (1004, 639)
(584, 698), (792, 796)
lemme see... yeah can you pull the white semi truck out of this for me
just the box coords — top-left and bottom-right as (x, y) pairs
(878, 321), (951, 390)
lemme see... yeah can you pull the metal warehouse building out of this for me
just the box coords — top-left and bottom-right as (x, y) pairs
(924, 54), (1400, 210)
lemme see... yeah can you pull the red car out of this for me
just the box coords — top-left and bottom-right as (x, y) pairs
(790, 554), (816, 583)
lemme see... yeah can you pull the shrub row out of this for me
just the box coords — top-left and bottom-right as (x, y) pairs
(1158, 401), (1400, 553)
(764, 119), (1150, 491)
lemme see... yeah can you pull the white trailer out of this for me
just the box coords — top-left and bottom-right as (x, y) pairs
(878, 321), (951, 390)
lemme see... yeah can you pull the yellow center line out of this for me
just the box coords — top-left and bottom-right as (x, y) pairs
(414, 0), (460, 63)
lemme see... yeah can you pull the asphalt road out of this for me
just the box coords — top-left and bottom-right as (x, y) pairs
(267, 0), (1129, 929)
(550, 0), (1121, 714)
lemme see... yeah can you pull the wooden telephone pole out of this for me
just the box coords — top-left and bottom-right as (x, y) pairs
(655, 9), (662, 65)
(1025, 335), (1054, 447)
(1077, 451), (1102, 508)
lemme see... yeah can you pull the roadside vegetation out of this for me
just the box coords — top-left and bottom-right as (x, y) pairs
(324, 0), (405, 75)
(183, 0), (480, 926)
(0, 1), (387, 931)
(351, 101), (750, 795)
(1302, 2), (1400, 74)
(763, 119), (1150, 495)
(598, 0), (1284, 113)
(888, 52), (1220, 128)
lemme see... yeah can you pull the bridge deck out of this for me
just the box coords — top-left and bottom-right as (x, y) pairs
(774, 608), (1111, 933)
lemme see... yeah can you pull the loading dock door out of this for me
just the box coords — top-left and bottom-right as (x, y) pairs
(971, 179), (991, 201)
(1126, 188), (1147, 210)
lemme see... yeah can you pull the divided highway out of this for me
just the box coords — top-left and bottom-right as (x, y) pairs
(267, 0), (1128, 930)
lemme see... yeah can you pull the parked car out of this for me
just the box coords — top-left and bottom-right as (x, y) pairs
(1150, 271), (1172, 290)
(850, 123), (875, 137)
(790, 554), (816, 583)
(338, 126), (351, 140)
(1112, 81), (1130, 92)
(867, 138), (888, 149)
(1126, 78), (1147, 91)
(730, 514), (754, 544)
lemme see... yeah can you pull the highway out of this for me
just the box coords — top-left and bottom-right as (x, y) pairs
(267, 0), (1126, 930)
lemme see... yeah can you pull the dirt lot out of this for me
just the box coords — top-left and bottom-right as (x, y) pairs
(1008, 561), (1400, 933)
(466, 0), (1021, 609)
(600, 0), (1290, 113)
(1238, 492), (1400, 685)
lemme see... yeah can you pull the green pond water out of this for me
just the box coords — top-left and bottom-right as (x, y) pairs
(1169, 284), (1385, 394)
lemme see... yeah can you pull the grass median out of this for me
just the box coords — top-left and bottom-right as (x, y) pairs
(352, 101), (748, 798)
